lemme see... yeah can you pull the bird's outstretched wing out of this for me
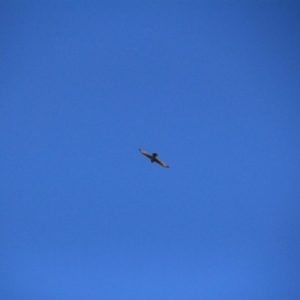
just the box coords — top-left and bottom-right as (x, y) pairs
(153, 157), (169, 168)
(139, 148), (152, 159)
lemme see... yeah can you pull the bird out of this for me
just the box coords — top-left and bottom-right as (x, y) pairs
(139, 149), (169, 168)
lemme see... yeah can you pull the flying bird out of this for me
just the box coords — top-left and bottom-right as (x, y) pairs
(139, 149), (169, 168)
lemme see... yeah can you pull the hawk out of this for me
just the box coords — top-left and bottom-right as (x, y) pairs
(139, 149), (169, 168)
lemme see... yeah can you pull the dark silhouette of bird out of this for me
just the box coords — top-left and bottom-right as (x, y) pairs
(139, 149), (169, 168)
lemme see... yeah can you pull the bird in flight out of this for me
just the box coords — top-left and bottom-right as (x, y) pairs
(139, 149), (169, 168)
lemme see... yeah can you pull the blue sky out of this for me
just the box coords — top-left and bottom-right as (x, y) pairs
(1, 1), (300, 299)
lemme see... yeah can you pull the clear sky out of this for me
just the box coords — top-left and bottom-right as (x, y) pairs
(1, 1), (300, 299)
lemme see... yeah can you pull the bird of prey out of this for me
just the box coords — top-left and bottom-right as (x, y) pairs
(139, 149), (169, 168)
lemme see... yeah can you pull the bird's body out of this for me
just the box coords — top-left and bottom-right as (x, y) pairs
(139, 149), (169, 168)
